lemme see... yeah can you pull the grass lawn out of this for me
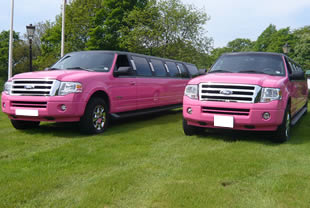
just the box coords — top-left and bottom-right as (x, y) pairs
(0, 106), (310, 208)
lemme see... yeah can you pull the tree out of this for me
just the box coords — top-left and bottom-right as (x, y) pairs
(87, 0), (147, 50)
(253, 24), (277, 51)
(120, 0), (212, 68)
(227, 38), (253, 52)
(294, 33), (310, 69)
(0, 30), (20, 77)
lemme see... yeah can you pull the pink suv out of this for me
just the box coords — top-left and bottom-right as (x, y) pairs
(183, 52), (308, 142)
(2, 51), (199, 134)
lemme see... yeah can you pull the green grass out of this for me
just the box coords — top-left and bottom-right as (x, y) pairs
(0, 107), (310, 208)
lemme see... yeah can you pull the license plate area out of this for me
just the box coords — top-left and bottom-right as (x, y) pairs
(15, 109), (39, 117)
(214, 115), (234, 128)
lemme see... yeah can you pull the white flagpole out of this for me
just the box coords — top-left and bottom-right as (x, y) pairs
(8, 0), (14, 79)
(61, 0), (66, 57)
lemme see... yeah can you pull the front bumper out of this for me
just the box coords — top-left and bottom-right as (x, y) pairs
(183, 97), (286, 131)
(1, 93), (86, 122)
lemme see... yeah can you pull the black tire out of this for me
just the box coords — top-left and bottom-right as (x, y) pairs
(10, 119), (40, 130)
(273, 105), (291, 143)
(79, 97), (109, 134)
(183, 118), (203, 136)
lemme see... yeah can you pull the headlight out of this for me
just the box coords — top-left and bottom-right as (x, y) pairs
(3, 81), (12, 95)
(260, 88), (282, 103)
(184, 84), (198, 99)
(58, 82), (82, 96)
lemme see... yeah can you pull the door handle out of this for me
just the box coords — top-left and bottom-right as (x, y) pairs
(130, 82), (136, 86)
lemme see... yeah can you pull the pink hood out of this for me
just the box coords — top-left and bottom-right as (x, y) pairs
(11, 70), (102, 82)
(189, 73), (287, 88)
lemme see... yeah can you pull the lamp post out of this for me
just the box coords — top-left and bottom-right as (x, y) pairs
(282, 42), (291, 54)
(26, 24), (35, 72)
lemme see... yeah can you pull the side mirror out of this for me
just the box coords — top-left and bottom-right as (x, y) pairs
(198, 69), (206, 75)
(114, 66), (132, 77)
(289, 71), (305, 80)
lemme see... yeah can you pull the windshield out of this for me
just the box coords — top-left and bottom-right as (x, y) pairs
(209, 54), (285, 76)
(51, 52), (115, 72)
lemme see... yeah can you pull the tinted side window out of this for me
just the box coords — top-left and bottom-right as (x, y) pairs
(151, 59), (167, 77)
(132, 56), (152, 76)
(166, 62), (180, 77)
(177, 63), (189, 78)
(186, 64), (199, 77)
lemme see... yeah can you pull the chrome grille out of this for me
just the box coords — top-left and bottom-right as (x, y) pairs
(11, 79), (59, 96)
(199, 83), (261, 103)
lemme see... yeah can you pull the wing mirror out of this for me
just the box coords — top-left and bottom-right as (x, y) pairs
(289, 71), (305, 80)
(114, 66), (132, 77)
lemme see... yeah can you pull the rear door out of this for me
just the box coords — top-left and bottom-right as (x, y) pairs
(131, 55), (159, 110)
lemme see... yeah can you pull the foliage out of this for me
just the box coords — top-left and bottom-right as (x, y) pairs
(120, 0), (212, 68)
(227, 38), (253, 52)
(87, 0), (147, 50)
(0, 31), (20, 77)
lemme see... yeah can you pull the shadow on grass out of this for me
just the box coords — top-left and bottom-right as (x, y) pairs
(195, 112), (310, 145)
(20, 109), (183, 138)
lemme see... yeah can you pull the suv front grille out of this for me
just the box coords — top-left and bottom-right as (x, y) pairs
(202, 107), (250, 116)
(11, 101), (47, 108)
(199, 83), (261, 103)
(11, 79), (59, 96)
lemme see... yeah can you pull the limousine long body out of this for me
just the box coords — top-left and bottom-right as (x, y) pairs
(2, 51), (199, 134)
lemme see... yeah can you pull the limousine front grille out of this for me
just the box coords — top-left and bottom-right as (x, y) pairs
(11, 79), (59, 96)
(11, 101), (47, 108)
(199, 83), (261, 103)
(202, 107), (250, 116)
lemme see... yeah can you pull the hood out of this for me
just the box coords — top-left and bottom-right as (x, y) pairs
(190, 73), (287, 88)
(11, 70), (102, 82)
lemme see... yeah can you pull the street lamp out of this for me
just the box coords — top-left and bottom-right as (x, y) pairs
(26, 24), (35, 72)
(282, 42), (291, 54)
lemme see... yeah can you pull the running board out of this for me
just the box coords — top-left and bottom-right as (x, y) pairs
(110, 104), (182, 119)
(291, 106), (307, 126)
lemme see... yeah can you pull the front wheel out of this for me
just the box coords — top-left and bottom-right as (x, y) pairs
(273, 105), (291, 143)
(10, 120), (40, 130)
(79, 97), (109, 134)
(183, 118), (204, 136)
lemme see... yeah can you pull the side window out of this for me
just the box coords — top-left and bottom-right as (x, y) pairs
(150, 59), (167, 77)
(186, 64), (199, 77)
(177, 63), (189, 78)
(132, 56), (152, 77)
(166, 61), (180, 78)
(115, 54), (135, 76)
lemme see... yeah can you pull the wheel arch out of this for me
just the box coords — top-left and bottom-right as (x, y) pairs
(85, 90), (111, 112)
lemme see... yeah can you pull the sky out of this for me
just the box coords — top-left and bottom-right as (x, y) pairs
(0, 0), (310, 48)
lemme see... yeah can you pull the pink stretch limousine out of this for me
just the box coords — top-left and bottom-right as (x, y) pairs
(183, 52), (308, 142)
(2, 51), (199, 134)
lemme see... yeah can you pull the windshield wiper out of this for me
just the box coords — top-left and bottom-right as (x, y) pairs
(65, 67), (94, 71)
(45, 67), (60, 71)
(238, 70), (266, 74)
(208, 70), (233, 74)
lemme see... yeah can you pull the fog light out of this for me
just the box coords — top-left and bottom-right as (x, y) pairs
(187, 107), (192, 114)
(262, 112), (270, 120)
(60, 104), (67, 111)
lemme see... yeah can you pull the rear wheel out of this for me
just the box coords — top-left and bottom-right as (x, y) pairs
(273, 105), (291, 143)
(183, 118), (203, 136)
(79, 97), (109, 134)
(10, 120), (40, 130)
